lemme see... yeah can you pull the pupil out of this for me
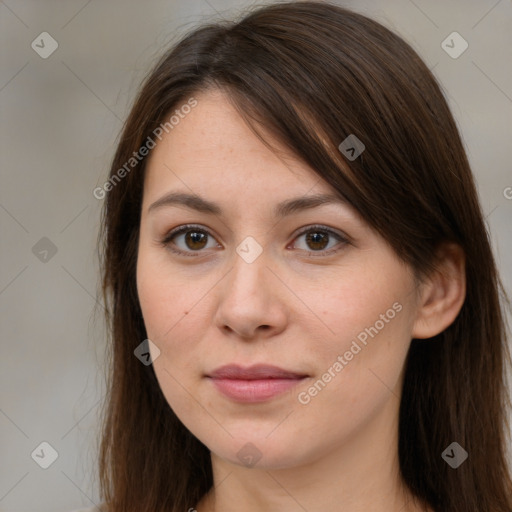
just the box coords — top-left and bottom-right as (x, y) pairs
(186, 231), (207, 250)
(306, 232), (328, 250)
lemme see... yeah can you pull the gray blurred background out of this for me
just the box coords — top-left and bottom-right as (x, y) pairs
(0, 1), (511, 511)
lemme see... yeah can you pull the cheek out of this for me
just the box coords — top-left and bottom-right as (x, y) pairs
(137, 259), (202, 413)
(302, 261), (413, 402)
(136, 248), (214, 398)
(311, 262), (406, 349)
(136, 247), (194, 342)
(295, 307), (411, 449)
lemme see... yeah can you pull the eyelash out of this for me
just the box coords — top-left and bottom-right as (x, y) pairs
(159, 224), (349, 258)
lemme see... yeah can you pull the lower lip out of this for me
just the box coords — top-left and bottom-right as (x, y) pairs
(208, 377), (306, 403)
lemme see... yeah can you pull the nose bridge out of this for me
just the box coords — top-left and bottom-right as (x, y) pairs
(213, 236), (287, 338)
(227, 239), (271, 302)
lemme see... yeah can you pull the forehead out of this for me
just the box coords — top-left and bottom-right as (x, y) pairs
(142, 89), (334, 206)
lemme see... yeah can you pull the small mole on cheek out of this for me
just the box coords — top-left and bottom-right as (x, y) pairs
(184, 311), (189, 315)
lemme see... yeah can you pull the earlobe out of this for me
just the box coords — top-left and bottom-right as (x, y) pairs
(412, 243), (466, 339)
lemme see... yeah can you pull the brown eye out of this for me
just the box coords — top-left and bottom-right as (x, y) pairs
(292, 226), (348, 256)
(161, 224), (348, 258)
(161, 225), (220, 256)
(184, 230), (208, 250)
(305, 231), (330, 251)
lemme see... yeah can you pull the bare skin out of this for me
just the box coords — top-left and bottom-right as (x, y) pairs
(136, 88), (465, 512)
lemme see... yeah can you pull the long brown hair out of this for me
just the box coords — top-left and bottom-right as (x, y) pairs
(97, 2), (512, 511)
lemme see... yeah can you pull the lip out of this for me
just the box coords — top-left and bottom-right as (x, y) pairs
(206, 364), (309, 403)
(208, 364), (307, 380)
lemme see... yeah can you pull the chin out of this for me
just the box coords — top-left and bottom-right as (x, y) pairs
(206, 433), (316, 471)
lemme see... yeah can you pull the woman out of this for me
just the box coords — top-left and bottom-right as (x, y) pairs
(84, 2), (512, 511)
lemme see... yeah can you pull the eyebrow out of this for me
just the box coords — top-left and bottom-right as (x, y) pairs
(147, 191), (348, 218)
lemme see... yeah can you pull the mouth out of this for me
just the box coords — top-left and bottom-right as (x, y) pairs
(206, 364), (309, 403)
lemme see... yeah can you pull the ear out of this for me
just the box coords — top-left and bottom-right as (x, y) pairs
(412, 243), (466, 339)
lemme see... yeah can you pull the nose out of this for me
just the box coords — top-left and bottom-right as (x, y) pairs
(213, 246), (288, 340)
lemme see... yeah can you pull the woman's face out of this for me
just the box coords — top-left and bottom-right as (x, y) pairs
(136, 89), (422, 470)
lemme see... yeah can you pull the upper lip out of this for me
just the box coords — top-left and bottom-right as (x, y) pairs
(207, 364), (308, 380)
